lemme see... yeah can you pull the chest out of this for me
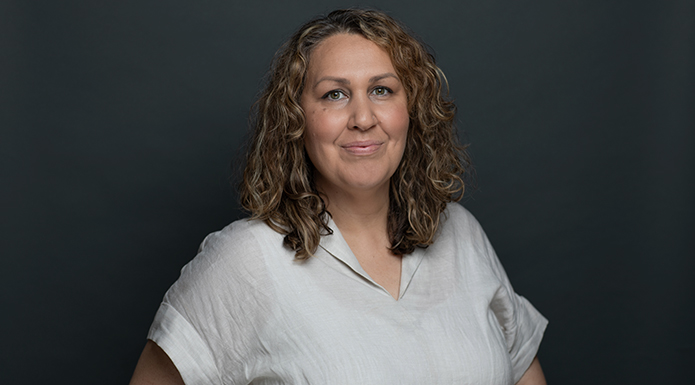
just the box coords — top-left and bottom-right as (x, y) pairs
(235, 256), (514, 385)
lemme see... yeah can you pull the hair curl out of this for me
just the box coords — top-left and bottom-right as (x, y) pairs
(240, 8), (470, 259)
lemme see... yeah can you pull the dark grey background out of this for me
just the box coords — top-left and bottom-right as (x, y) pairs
(2, 0), (693, 383)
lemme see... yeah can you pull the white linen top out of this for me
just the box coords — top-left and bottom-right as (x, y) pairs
(148, 203), (547, 384)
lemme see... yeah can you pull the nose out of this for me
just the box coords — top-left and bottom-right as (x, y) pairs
(348, 95), (377, 131)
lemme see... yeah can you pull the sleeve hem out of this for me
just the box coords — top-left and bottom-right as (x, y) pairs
(147, 302), (223, 385)
(511, 296), (549, 384)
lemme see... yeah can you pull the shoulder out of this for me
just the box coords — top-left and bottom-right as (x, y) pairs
(166, 218), (288, 302)
(440, 202), (486, 239)
(443, 201), (475, 222)
(151, 219), (289, 382)
(430, 203), (495, 260)
(196, 218), (285, 265)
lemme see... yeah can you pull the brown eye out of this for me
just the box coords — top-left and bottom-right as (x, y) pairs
(373, 87), (389, 96)
(324, 90), (346, 100)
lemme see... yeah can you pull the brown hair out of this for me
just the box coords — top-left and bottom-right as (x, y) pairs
(240, 8), (470, 259)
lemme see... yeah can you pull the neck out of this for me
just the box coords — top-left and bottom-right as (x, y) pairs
(316, 178), (390, 236)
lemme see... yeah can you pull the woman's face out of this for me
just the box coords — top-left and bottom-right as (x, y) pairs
(300, 33), (409, 199)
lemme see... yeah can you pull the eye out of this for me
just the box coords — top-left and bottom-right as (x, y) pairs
(323, 90), (346, 100)
(372, 87), (391, 96)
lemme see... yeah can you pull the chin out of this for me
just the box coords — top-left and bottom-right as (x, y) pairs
(341, 175), (392, 192)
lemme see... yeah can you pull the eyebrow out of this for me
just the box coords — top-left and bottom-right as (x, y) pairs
(311, 73), (399, 90)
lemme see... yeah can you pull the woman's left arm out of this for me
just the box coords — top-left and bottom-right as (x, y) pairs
(516, 357), (547, 385)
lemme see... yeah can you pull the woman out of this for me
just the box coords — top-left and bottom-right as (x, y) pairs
(131, 9), (547, 385)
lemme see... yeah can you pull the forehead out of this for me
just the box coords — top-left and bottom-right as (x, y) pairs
(305, 33), (395, 78)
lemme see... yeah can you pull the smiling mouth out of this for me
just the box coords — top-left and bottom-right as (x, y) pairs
(341, 141), (383, 155)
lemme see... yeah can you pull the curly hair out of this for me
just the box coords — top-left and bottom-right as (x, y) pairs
(240, 8), (470, 259)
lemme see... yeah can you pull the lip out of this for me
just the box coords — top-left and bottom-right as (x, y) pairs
(340, 140), (383, 155)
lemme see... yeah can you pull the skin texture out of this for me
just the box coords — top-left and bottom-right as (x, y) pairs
(301, 33), (409, 203)
(129, 340), (184, 385)
(518, 357), (547, 385)
(300, 33), (409, 300)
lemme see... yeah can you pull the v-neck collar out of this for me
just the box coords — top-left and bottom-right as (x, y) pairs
(316, 216), (425, 300)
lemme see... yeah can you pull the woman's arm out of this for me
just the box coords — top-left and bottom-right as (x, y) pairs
(129, 340), (185, 385)
(516, 356), (547, 385)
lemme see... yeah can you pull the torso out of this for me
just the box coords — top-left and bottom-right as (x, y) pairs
(151, 203), (546, 385)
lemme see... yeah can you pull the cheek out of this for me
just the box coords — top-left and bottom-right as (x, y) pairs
(305, 110), (343, 144)
(303, 130), (320, 158)
(383, 99), (409, 124)
(391, 111), (410, 162)
(303, 109), (321, 145)
(303, 117), (333, 166)
(399, 115), (410, 137)
(304, 120), (324, 151)
(389, 108), (410, 141)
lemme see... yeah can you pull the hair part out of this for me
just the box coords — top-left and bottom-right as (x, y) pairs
(240, 8), (471, 259)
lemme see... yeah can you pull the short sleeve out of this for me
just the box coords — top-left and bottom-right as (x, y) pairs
(483, 228), (548, 383)
(148, 302), (222, 385)
(146, 220), (279, 385)
(453, 205), (548, 383)
(489, 286), (548, 383)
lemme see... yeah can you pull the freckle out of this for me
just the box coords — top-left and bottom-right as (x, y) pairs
(322, 108), (326, 111)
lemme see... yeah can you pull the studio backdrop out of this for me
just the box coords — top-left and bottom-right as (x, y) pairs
(1, 1), (693, 384)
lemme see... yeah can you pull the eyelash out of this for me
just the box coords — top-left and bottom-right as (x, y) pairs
(321, 87), (393, 100)
(371, 86), (392, 96)
(322, 90), (346, 100)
